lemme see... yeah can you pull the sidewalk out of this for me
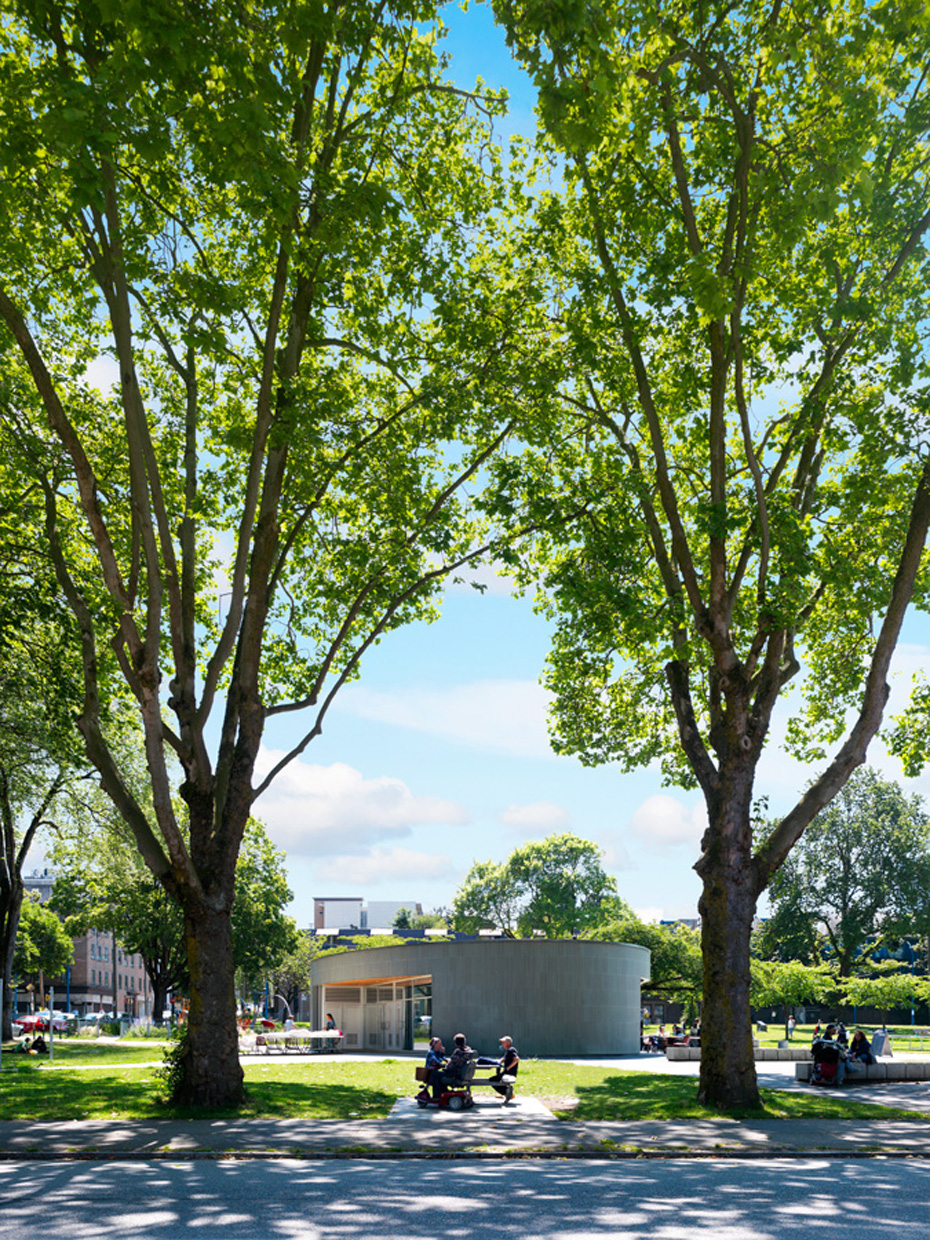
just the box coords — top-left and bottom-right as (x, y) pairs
(3, 1086), (930, 1161)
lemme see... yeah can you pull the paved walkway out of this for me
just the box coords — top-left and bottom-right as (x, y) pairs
(5, 1054), (930, 1161)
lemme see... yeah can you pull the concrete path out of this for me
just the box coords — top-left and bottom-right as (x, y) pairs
(3, 1106), (930, 1160)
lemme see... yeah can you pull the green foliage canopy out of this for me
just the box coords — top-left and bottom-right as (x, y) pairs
(492, 0), (930, 1108)
(585, 916), (703, 1007)
(452, 832), (625, 937)
(0, 0), (536, 1104)
(764, 770), (930, 976)
(13, 890), (73, 982)
(51, 816), (297, 1015)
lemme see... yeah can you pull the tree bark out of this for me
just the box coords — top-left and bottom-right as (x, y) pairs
(0, 882), (23, 1041)
(696, 761), (761, 1109)
(173, 898), (243, 1108)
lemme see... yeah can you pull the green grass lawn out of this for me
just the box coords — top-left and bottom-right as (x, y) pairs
(644, 1023), (930, 1051)
(1, 1053), (928, 1123)
(556, 1072), (926, 1122)
(2, 1041), (167, 1067)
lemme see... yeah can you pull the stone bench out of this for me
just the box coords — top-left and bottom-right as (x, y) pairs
(666, 1045), (812, 1062)
(795, 1060), (930, 1082)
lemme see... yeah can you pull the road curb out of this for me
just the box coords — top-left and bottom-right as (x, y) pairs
(1, 1146), (929, 1163)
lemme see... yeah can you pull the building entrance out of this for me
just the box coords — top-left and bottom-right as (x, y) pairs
(323, 976), (430, 1052)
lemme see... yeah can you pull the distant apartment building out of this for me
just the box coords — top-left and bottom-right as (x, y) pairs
(17, 869), (153, 1017)
(313, 897), (364, 930)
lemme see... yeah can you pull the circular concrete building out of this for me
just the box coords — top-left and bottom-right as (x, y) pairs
(312, 938), (650, 1057)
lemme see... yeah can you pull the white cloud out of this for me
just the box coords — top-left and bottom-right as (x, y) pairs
(628, 795), (707, 850)
(597, 826), (634, 872)
(499, 801), (571, 834)
(252, 750), (469, 857)
(447, 560), (524, 597)
(338, 679), (555, 759)
(633, 906), (664, 924)
(314, 847), (457, 886)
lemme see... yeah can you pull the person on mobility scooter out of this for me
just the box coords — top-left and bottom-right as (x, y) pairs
(417, 1032), (476, 1110)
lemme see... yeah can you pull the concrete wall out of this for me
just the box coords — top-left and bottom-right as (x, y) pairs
(312, 939), (649, 1057)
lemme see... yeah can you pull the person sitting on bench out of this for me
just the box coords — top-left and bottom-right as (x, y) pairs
(441, 1033), (473, 1087)
(492, 1035), (519, 1104)
(424, 1036), (446, 1100)
(812, 1024), (850, 1084)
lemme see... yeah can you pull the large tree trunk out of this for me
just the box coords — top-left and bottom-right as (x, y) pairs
(0, 883), (23, 1041)
(697, 767), (761, 1109)
(150, 974), (168, 1026)
(172, 899), (243, 1108)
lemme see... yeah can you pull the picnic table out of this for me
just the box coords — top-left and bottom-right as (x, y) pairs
(254, 1029), (344, 1054)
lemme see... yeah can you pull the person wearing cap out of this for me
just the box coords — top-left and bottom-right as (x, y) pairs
(493, 1035), (519, 1104)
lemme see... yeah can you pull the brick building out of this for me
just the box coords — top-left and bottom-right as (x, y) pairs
(15, 869), (154, 1017)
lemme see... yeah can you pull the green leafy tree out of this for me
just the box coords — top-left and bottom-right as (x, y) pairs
(452, 858), (525, 936)
(843, 967), (930, 1026)
(52, 818), (296, 1025)
(0, 1), (533, 1104)
(753, 898), (825, 968)
(12, 890), (73, 1001)
(269, 930), (319, 1021)
(0, 640), (92, 1038)
(392, 907), (413, 931)
(586, 917), (703, 1010)
(231, 824), (299, 996)
(750, 959), (836, 1041)
(493, 0), (930, 1107)
(410, 911), (448, 930)
(453, 833), (625, 937)
(763, 770), (930, 976)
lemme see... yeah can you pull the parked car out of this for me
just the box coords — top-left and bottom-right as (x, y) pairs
(13, 1013), (43, 1034)
(33, 1010), (71, 1034)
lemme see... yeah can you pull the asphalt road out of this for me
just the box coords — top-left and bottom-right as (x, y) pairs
(2, 1157), (929, 1239)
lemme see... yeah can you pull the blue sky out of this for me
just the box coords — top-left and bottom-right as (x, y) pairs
(250, 3), (929, 929)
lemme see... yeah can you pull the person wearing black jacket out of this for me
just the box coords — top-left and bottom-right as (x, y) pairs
(492, 1035), (519, 1104)
(442, 1033), (473, 1085)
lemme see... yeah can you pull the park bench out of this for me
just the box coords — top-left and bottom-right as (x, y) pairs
(795, 1060), (930, 1082)
(666, 1045), (812, 1062)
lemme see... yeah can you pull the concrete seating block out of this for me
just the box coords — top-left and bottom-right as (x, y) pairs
(904, 1062), (930, 1080)
(883, 1062), (908, 1081)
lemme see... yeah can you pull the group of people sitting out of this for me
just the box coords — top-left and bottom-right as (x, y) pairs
(16, 1035), (48, 1055)
(811, 1023), (876, 1085)
(423, 1032), (519, 1104)
(641, 1021), (700, 1053)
